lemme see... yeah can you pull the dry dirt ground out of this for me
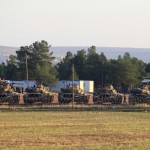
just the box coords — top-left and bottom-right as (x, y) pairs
(0, 111), (150, 149)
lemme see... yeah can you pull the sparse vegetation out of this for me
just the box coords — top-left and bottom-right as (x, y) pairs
(0, 111), (150, 149)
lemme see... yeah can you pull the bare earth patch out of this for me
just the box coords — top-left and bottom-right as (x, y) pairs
(0, 111), (150, 149)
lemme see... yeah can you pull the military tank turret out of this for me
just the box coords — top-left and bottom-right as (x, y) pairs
(23, 83), (54, 105)
(58, 84), (89, 104)
(93, 84), (123, 105)
(0, 80), (20, 105)
(129, 86), (150, 105)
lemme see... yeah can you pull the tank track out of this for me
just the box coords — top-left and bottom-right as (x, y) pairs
(23, 93), (54, 105)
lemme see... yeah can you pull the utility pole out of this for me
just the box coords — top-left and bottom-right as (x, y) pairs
(25, 52), (29, 88)
(101, 62), (104, 103)
(72, 64), (74, 109)
(101, 62), (103, 87)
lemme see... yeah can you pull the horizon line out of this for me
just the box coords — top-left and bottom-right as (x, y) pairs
(1, 45), (150, 50)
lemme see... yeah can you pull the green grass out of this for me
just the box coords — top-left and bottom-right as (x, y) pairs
(0, 104), (150, 112)
(0, 111), (150, 149)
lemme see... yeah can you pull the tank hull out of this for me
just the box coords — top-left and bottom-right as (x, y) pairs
(0, 95), (19, 105)
(23, 93), (54, 105)
(93, 93), (122, 105)
(129, 88), (150, 105)
(129, 94), (150, 105)
(58, 93), (88, 104)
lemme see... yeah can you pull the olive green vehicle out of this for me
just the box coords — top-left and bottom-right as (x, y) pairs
(58, 85), (90, 104)
(93, 85), (123, 105)
(23, 84), (54, 105)
(0, 80), (20, 105)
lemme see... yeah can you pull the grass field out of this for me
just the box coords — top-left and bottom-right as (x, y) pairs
(0, 111), (150, 150)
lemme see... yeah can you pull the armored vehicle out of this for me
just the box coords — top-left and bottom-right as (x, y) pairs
(93, 85), (122, 105)
(0, 80), (19, 105)
(128, 86), (150, 105)
(58, 84), (89, 104)
(23, 83), (54, 105)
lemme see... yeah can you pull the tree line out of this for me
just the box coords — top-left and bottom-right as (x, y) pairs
(0, 41), (150, 88)
(56, 46), (150, 88)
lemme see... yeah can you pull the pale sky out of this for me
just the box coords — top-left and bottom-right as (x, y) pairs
(0, 0), (150, 48)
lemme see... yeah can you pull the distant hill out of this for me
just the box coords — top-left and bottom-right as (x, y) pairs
(0, 46), (18, 55)
(0, 46), (150, 63)
(0, 46), (18, 63)
(50, 46), (150, 63)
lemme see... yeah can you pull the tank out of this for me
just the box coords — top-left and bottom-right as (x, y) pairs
(93, 85), (123, 105)
(58, 84), (89, 104)
(23, 83), (54, 105)
(128, 86), (150, 105)
(0, 80), (20, 105)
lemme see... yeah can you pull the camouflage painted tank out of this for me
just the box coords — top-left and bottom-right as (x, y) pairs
(128, 86), (150, 105)
(58, 84), (89, 104)
(0, 80), (20, 105)
(23, 83), (54, 105)
(93, 85), (123, 105)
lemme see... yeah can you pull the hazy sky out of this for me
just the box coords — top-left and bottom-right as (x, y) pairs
(0, 0), (150, 47)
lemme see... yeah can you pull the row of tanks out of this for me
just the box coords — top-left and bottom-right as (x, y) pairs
(93, 84), (150, 105)
(0, 80), (55, 105)
(0, 80), (150, 105)
(0, 81), (91, 105)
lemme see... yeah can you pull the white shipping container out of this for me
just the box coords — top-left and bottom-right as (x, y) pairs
(8, 80), (36, 91)
(84, 80), (94, 93)
(52, 80), (94, 93)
